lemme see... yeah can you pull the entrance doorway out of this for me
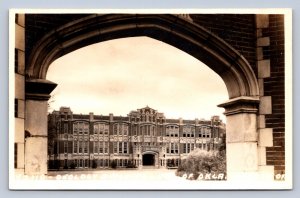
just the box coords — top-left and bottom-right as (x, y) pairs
(143, 154), (155, 166)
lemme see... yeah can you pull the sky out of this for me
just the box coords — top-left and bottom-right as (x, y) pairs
(46, 36), (228, 121)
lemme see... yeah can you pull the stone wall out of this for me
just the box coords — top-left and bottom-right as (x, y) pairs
(14, 13), (25, 172)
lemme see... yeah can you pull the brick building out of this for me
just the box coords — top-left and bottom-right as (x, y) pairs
(13, 12), (290, 183)
(48, 106), (225, 169)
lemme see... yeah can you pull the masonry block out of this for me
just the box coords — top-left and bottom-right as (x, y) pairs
(256, 47), (263, 61)
(258, 59), (271, 78)
(25, 137), (47, 175)
(259, 96), (272, 115)
(258, 115), (266, 129)
(15, 118), (24, 143)
(258, 146), (266, 165)
(226, 113), (257, 143)
(257, 37), (270, 47)
(256, 29), (263, 37)
(17, 14), (25, 27)
(256, 14), (269, 28)
(17, 50), (25, 75)
(258, 79), (264, 96)
(259, 128), (273, 147)
(25, 100), (48, 136)
(15, 74), (25, 100)
(17, 143), (25, 169)
(17, 99), (25, 119)
(227, 142), (258, 172)
(15, 24), (25, 51)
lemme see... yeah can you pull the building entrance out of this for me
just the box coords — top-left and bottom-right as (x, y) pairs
(143, 154), (155, 166)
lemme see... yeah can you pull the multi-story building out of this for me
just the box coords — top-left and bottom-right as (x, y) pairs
(48, 106), (225, 170)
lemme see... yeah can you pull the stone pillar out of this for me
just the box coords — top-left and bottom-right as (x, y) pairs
(218, 96), (261, 181)
(14, 13), (25, 174)
(25, 79), (57, 175)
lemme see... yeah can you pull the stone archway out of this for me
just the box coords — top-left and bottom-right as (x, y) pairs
(23, 14), (262, 180)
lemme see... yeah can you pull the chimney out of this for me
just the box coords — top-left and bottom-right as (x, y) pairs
(109, 113), (114, 122)
(89, 112), (94, 121)
(179, 118), (183, 125)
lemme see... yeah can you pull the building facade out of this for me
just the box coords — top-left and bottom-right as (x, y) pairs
(48, 106), (225, 170)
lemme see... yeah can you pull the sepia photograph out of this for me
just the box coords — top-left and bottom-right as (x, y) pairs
(9, 9), (292, 190)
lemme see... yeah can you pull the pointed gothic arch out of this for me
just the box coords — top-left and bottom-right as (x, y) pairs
(26, 14), (259, 99)
(23, 14), (263, 181)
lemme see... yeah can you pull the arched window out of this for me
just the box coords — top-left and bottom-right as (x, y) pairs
(140, 125), (155, 136)
(183, 125), (195, 137)
(199, 126), (211, 138)
(73, 121), (89, 135)
(166, 125), (179, 137)
(94, 122), (109, 136)
(113, 123), (129, 136)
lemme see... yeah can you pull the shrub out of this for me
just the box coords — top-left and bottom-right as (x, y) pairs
(192, 172), (200, 180)
(175, 170), (185, 177)
(176, 148), (226, 180)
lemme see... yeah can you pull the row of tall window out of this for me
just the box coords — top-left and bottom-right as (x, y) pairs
(129, 125), (162, 136)
(73, 122), (89, 135)
(130, 116), (164, 123)
(71, 141), (214, 155)
(165, 143), (215, 154)
(183, 143), (194, 153)
(140, 125), (156, 136)
(112, 159), (129, 167)
(73, 141), (89, 154)
(94, 123), (109, 135)
(182, 126), (195, 137)
(166, 143), (179, 154)
(75, 159), (89, 168)
(166, 125), (179, 137)
(113, 142), (128, 154)
(72, 122), (212, 137)
(140, 114), (156, 122)
(199, 127), (212, 138)
(96, 159), (109, 167)
(113, 123), (129, 136)
(93, 142), (109, 154)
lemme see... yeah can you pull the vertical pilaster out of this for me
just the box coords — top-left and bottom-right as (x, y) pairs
(14, 14), (25, 173)
(218, 97), (260, 180)
(256, 14), (274, 180)
(24, 79), (57, 175)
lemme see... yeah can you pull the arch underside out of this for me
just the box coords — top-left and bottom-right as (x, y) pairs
(27, 14), (259, 99)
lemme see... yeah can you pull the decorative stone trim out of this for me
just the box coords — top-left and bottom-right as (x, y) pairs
(258, 59), (271, 78)
(258, 128), (273, 147)
(25, 79), (57, 101)
(259, 96), (272, 115)
(217, 96), (259, 116)
(255, 14), (274, 174)
(26, 14), (259, 99)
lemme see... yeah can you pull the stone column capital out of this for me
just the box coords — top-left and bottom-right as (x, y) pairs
(25, 79), (57, 101)
(218, 96), (260, 116)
